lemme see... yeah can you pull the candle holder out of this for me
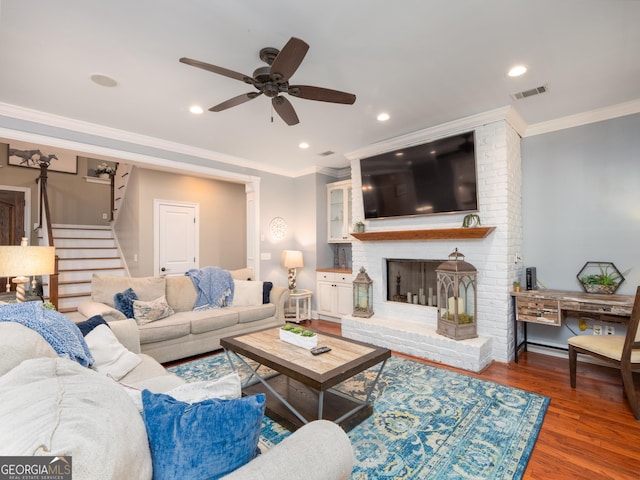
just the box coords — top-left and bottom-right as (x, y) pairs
(352, 267), (374, 318)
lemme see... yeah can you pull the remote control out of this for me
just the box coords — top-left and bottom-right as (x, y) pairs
(310, 346), (331, 355)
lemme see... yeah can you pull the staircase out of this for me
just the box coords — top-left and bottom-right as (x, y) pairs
(52, 225), (125, 314)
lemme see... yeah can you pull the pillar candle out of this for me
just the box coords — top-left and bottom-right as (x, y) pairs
(448, 297), (464, 312)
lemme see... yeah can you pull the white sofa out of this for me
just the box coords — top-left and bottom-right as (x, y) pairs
(0, 317), (354, 480)
(77, 268), (290, 363)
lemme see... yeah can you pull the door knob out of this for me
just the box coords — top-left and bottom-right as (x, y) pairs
(161, 267), (166, 272)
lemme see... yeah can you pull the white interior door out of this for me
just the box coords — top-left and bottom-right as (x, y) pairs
(155, 200), (199, 276)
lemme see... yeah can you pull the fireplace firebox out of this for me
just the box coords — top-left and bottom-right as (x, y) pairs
(386, 259), (444, 306)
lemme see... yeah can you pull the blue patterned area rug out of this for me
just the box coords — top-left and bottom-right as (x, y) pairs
(168, 354), (549, 479)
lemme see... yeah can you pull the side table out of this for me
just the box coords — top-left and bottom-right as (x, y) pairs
(285, 289), (312, 323)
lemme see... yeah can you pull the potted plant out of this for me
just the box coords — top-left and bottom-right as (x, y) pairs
(353, 221), (365, 233)
(462, 213), (481, 228)
(513, 281), (521, 292)
(279, 324), (318, 349)
(577, 262), (626, 294)
(95, 162), (116, 179)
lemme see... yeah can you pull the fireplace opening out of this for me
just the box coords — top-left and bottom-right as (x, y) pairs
(386, 259), (444, 306)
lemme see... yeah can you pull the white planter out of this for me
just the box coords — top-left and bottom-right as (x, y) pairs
(279, 329), (318, 349)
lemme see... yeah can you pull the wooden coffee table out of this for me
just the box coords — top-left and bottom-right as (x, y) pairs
(220, 326), (390, 432)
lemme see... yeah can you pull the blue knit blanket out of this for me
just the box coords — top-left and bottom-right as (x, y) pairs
(0, 302), (94, 367)
(186, 267), (234, 310)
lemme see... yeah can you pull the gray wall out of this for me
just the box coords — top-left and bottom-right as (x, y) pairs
(118, 167), (247, 276)
(0, 142), (112, 235)
(521, 113), (640, 347)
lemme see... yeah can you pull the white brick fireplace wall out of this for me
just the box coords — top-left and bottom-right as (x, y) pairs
(343, 111), (524, 372)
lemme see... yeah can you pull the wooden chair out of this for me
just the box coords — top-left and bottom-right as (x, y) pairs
(568, 286), (640, 420)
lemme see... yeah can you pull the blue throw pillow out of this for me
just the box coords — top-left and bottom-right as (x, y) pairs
(114, 288), (138, 318)
(142, 390), (265, 480)
(262, 281), (273, 304)
(75, 315), (109, 336)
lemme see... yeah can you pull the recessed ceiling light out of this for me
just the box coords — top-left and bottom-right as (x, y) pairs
(507, 65), (527, 77)
(377, 113), (390, 122)
(189, 105), (204, 114)
(90, 73), (118, 87)
(299, 142), (309, 149)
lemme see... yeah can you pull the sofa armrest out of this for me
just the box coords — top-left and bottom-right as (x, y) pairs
(77, 299), (127, 323)
(107, 318), (142, 354)
(269, 286), (290, 322)
(222, 420), (353, 480)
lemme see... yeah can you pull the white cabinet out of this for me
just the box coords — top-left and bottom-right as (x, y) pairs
(327, 180), (352, 243)
(316, 271), (353, 319)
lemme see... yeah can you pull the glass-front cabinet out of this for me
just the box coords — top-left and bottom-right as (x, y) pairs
(327, 180), (352, 243)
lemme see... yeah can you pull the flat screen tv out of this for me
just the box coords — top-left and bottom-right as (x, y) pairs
(360, 131), (478, 219)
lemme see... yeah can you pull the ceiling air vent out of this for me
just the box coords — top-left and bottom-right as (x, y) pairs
(511, 84), (548, 100)
(317, 150), (335, 157)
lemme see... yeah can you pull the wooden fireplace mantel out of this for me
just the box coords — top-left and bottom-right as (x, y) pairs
(351, 226), (496, 241)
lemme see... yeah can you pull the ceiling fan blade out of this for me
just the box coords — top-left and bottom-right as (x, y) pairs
(269, 37), (309, 82)
(288, 85), (356, 104)
(179, 57), (254, 85)
(272, 96), (299, 126)
(209, 92), (262, 112)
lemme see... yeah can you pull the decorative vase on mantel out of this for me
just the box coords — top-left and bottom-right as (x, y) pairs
(98, 173), (110, 179)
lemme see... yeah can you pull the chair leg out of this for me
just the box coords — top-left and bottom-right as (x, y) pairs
(620, 367), (640, 421)
(569, 345), (577, 388)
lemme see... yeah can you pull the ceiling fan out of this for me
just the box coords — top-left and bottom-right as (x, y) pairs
(179, 37), (356, 126)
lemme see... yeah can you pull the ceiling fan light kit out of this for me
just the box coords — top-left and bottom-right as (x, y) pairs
(180, 37), (356, 126)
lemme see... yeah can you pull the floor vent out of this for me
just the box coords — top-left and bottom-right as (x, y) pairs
(512, 84), (548, 100)
(317, 150), (335, 157)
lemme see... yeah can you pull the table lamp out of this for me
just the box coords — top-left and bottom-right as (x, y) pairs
(0, 240), (56, 302)
(282, 250), (303, 291)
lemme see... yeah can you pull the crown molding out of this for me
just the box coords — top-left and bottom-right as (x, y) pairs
(524, 99), (640, 137)
(0, 102), (297, 178)
(0, 126), (260, 185)
(345, 106), (517, 161)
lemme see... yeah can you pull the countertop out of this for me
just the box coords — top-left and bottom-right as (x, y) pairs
(316, 268), (352, 274)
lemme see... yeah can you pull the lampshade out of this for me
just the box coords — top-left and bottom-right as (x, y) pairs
(282, 250), (304, 269)
(0, 246), (56, 277)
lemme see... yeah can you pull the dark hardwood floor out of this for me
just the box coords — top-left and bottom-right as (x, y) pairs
(303, 319), (640, 480)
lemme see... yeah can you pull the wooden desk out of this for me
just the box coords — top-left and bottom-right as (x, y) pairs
(511, 289), (635, 362)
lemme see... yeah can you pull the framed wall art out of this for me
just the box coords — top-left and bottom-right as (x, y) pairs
(8, 140), (78, 174)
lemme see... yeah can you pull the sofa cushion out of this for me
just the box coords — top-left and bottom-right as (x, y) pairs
(0, 322), (57, 376)
(165, 276), (197, 312)
(0, 357), (152, 480)
(142, 390), (265, 480)
(119, 354), (185, 391)
(232, 304), (277, 324)
(92, 274), (166, 307)
(229, 268), (254, 281)
(0, 302), (94, 368)
(233, 280), (263, 306)
(175, 309), (238, 335)
(114, 287), (138, 318)
(133, 295), (175, 325)
(85, 324), (142, 380)
(138, 316), (192, 344)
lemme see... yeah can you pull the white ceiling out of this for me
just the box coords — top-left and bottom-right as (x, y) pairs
(1, 0), (639, 176)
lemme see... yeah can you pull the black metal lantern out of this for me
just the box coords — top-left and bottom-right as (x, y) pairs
(436, 249), (478, 340)
(353, 267), (374, 318)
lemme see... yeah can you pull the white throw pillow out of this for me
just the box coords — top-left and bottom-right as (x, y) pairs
(122, 373), (242, 412)
(233, 280), (263, 306)
(85, 324), (142, 380)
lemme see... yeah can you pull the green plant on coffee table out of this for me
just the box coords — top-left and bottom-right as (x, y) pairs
(281, 324), (316, 337)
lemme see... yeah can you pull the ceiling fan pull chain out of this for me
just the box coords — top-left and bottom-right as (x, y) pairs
(271, 103), (274, 123)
